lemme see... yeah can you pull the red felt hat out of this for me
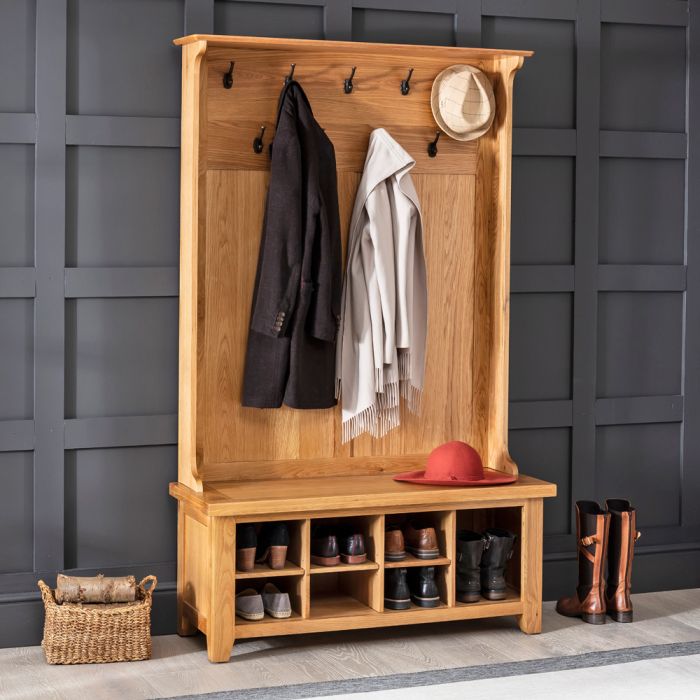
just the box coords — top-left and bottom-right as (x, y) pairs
(393, 440), (517, 486)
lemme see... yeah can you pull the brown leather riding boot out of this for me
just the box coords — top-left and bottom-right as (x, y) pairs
(606, 499), (641, 623)
(556, 501), (610, 625)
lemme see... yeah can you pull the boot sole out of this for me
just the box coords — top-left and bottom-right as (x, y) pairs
(556, 604), (608, 625)
(457, 592), (481, 604)
(482, 589), (507, 601)
(582, 612), (607, 625)
(384, 597), (411, 610)
(411, 594), (441, 608)
(608, 610), (633, 623)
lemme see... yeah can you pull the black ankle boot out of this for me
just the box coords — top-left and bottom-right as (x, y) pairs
(480, 528), (515, 600)
(384, 568), (411, 610)
(409, 566), (441, 608)
(456, 530), (484, 603)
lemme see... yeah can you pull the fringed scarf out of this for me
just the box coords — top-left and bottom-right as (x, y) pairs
(335, 128), (427, 443)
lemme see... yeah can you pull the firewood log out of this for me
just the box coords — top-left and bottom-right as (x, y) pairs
(55, 573), (137, 604)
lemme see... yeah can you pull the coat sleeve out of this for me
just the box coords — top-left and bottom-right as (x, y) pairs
(249, 115), (302, 339)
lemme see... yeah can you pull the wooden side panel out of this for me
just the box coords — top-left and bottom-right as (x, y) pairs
(179, 40), (208, 492)
(485, 56), (523, 475)
(182, 509), (210, 631)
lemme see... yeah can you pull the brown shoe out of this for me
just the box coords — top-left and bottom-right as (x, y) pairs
(606, 499), (640, 623)
(311, 526), (341, 566)
(403, 522), (440, 560)
(385, 525), (407, 562)
(556, 501), (610, 624)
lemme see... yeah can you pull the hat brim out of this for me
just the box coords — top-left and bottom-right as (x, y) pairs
(430, 65), (496, 142)
(393, 468), (517, 486)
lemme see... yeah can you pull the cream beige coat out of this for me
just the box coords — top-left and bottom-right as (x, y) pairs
(336, 128), (427, 443)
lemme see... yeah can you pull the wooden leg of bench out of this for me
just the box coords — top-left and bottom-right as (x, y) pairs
(207, 515), (236, 662)
(519, 498), (543, 634)
(177, 503), (197, 636)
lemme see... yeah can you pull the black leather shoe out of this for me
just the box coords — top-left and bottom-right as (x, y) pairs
(480, 528), (516, 600)
(311, 525), (340, 566)
(236, 523), (257, 572)
(456, 530), (484, 603)
(384, 568), (411, 610)
(255, 522), (290, 570)
(338, 528), (367, 564)
(409, 566), (441, 607)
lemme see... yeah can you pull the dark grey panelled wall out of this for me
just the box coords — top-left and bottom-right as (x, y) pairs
(0, 0), (698, 647)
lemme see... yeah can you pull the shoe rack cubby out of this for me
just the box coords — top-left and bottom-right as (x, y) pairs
(234, 519), (306, 579)
(455, 507), (522, 605)
(170, 33), (557, 661)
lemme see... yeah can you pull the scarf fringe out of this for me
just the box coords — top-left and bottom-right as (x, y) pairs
(341, 382), (401, 443)
(341, 383), (422, 443)
(342, 403), (378, 444)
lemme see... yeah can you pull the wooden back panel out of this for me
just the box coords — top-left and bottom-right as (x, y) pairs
(175, 36), (528, 489)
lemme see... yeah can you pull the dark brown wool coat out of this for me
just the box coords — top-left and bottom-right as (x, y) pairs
(242, 81), (342, 408)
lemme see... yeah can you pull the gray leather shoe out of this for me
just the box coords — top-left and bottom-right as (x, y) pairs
(261, 582), (292, 619)
(235, 588), (264, 621)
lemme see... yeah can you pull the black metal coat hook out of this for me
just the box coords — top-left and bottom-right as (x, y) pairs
(428, 131), (441, 158)
(223, 61), (235, 89)
(284, 63), (296, 85)
(253, 125), (266, 154)
(344, 66), (356, 94)
(401, 67), (414, 95)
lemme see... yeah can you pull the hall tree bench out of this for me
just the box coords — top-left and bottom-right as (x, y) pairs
(170, 34), (557, 663)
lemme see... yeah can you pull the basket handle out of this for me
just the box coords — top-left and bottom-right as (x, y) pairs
(139, 575), (158, 596)
(37, 580), (55, 605)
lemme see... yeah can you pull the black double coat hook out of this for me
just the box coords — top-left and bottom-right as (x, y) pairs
(223, 62), (234, 89)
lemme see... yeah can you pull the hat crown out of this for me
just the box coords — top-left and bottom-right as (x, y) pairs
(431, 64), (496, 142)
(424, 440), (484, 481)
(438, 70), (491, 131)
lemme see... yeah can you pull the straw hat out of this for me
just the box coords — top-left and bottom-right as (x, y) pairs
(430, 65), (496, 141)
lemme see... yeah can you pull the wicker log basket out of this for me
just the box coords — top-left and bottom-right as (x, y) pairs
(38, 575), (157, 664)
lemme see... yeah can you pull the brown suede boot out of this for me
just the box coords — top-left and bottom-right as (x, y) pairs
(556, 501), (610, 625)
(605, 499), (641, 623)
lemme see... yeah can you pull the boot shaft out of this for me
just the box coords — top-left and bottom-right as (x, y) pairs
(575, 501), (610, 607)
(480, 528), (515, 594)
(456, 530), (484, 577)
(605, 499), (640, 617)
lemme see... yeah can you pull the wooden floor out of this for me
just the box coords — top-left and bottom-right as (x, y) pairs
(0, 589), (699, 699)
